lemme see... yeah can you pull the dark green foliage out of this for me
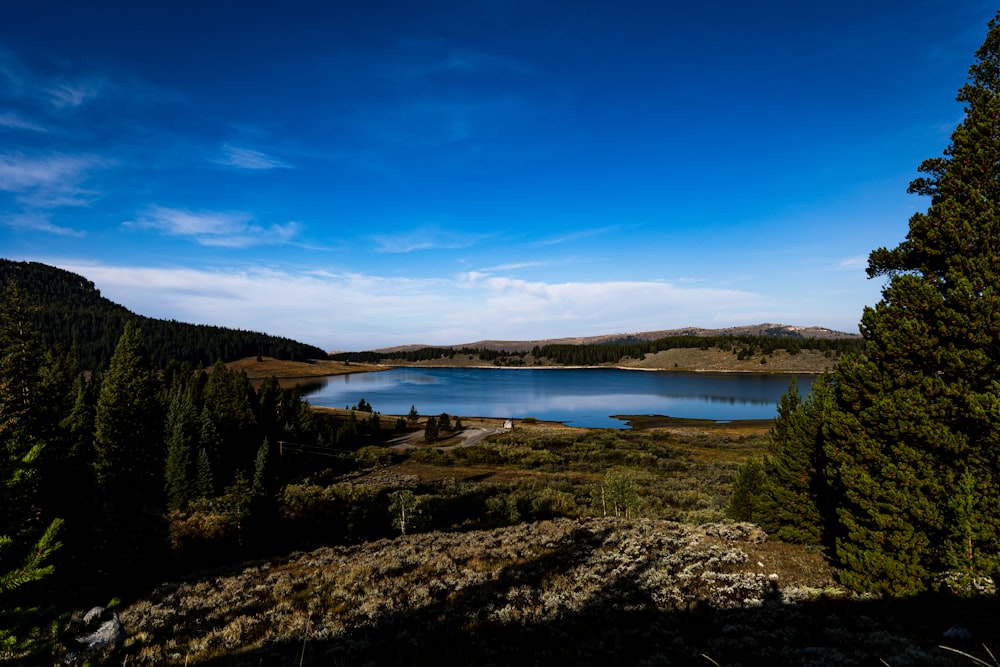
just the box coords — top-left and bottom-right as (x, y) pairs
(0, 282), (46, 459)
(332, 334), (861, 365)
(751, 377), (833, 545)
(0, 423), (64, 615)
(164, 380), (201, 511)
(758, 14), (1000, 595)
(0, 259), (328, 368)
(202, 361), (260, 476)
(196, 447), (215, 499)
(93, 323), (164, 507)
(726, 458), (764, 523)
(438, 412), (452, 431)
(424, 416), (439, 442)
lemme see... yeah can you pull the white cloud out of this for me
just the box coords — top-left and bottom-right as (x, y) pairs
(535, 225), (621, 246)
(41, 260), (766, 351)
(45, 78), (103, 108)
(214, 144), (292, 170)
(0, 111), (45, 132)
(371, 226), (490, 253)
(2, 212), (84, 236)
(0, 151), (104, 207)
(837, 255), (869, 270)
(433, 50), (536, 76)
(125, 206), (302, 248)
(0, 152), (93, 191)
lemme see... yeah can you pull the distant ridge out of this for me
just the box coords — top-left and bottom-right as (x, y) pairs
(0, 259), (329, 368)
(374, 324), (860, 354)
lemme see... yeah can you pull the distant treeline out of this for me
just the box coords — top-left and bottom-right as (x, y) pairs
(332, 334), (863, 366)
(0, 259), (328, 368)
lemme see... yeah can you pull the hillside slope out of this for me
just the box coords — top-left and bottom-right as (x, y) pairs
(375, 324), (859, 354)
(119, 518), (962, 665)
(0, 259), (328, 368)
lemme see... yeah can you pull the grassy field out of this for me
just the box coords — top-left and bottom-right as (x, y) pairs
(107, 408), (1000, 666)
(226, 356), (386, 379)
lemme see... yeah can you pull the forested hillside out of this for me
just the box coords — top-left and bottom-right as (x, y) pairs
(335, 334), (862, 366)
(0, 260), (328, 368)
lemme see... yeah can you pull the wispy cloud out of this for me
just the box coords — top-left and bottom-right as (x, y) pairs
(46, 78), (103, 108)
(535, 225), (621, 246)
(0, 111), (45, 132)
(0, 152), (93, 191)
(213, 144), (293, 170)
(125, 205), (302, 248)
(0, 151), (105, 206)
(2, 212), (84, 236)
(838, 255), (868, 270)
(371, 226), (490, 253)
(477, 261), (548, 272)
(435, 50), (535, 76)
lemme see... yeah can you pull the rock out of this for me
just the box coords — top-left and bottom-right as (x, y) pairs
(77, 606), (126, 650)
(942, 626), (973, 640)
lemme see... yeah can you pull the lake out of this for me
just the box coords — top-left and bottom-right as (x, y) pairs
(301, 367), (815, 428)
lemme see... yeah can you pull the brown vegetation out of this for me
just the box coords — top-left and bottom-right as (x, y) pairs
(111, 415), (994, 665)
(225, 356), (386, 379)
(120, 518), (980, 665)
(381, 347), (839, 373)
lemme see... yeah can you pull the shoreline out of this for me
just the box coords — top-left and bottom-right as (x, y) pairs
(380, 362), (822, 375)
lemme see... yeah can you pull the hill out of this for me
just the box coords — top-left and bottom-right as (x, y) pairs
(118, 517), (972, 665)
(0, 259), (328, 368)
(374, 324), (859, 354)
(341, 326), (862, 374)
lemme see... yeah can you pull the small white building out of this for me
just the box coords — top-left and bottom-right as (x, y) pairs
(503, 419), (513, 430)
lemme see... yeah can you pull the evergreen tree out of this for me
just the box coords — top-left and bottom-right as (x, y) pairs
(752, 377), (833, 545)
(0, 282), (45, 460)
(0, 437), (63, 662)
(93, 322), (164, 509)
(821, 13), (1000, 594)
(252, 439), (270, 495)
(438, 413), (452, 432)
(164, 381), (200, 511)
(195, 447), (215, 499)
(202, 361), (260, 476)
(424, 416), (439, 443)
(727, 458), (764, 523)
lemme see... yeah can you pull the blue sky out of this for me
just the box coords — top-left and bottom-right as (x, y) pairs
(0, 1), (995, 351)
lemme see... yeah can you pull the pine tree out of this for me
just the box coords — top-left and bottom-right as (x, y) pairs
(93, 322), (164, 509)
(821, 12), (1000, 594)
(424, 416), (439, 443)
(202, 361), (260, 476)
(195, 447), (215, 499)
(752, 377), (833, 545)
(0, 282), (45, 460)
(0, 435), (63, 662)
(164, 381), (200, 511)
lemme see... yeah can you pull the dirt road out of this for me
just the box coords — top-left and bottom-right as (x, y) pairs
(386, 424), (504, 451)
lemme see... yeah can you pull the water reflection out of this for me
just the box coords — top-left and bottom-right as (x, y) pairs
(299, 367), (814, 429)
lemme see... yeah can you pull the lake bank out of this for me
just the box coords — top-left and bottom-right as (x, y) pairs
(300, 367), (813, 428)
(227, 347), (836, 382)
(375, 347), (838, 374)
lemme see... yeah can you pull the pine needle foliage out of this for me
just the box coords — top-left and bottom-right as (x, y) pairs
(755, 13), (1000, 595)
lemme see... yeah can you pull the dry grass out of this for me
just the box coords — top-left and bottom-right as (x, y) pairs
(106, 411), (992, 666)
(387, 347), (839, 373)
(225, 356), (387, 379)
(118, 518), (967, 666)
